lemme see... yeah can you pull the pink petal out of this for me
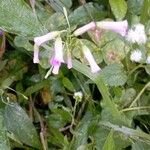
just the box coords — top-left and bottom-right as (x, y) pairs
(74, 22), (96, 36)
(82, 45), (101, 73)
(34, 31), (60, 46)
(54, 37), (64, 63)
(96, 20), (128, 36)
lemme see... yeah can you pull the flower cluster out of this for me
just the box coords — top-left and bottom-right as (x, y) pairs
(33, 30), (71, 74)
(33, 19), (148, 75)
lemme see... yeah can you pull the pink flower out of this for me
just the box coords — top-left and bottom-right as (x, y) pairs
(50, 37), (64, 74)
(54, 37), (64, 63)
(33, 44), (40, 63)
(34, 31), (61, 46)
(50, 57), (61, 74)
(74, 21), (96, 36)
(82, 44), (101, 73)
(96, 20), (128, 36)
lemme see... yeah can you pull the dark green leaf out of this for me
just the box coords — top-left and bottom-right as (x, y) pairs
(4, 103), (41, 149)
(0, 110), (10, 150)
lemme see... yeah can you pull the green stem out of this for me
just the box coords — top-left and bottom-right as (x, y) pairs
(129, 81), (150, 108)
(121, 106), (150, 112)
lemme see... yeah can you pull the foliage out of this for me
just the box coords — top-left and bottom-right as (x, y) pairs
(0, 0), (150, 149)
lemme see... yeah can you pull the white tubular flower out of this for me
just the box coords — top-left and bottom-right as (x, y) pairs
(74, 22), (96, 36)
(34, 31), (64, 46)
(33, 44), (40, 63)
(146, 56), (150, 64)
(96, 20), (128, 36)
(54, 37), (64, 63)
(82, 44), (101, 73)
(130, 50), (142, 62)
(126, 24), (147, 44)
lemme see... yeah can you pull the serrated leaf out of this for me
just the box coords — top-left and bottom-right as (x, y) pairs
(4, 103), (41, 149)
(109, 0), (127, 20)
(0, 0), (46, 37)
(101, 64), (127, 86)
(102, 130), (115, 150)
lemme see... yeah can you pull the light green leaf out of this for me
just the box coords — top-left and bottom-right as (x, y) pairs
(102, 130), (115, 150)
(101, 64), (127, 86)
(4, 103), (41, 149)
(109, 0), (127, 20)
(140, 0), (150, 24)
(0, 0), (46, 37)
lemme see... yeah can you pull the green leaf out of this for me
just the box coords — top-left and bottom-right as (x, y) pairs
(69, 3), (107, 26)
(101, 64), (127, 86)
(102, 130), (115, 150)
(48, 108), (71, 129)
(24, 79), (50, 96)
(0, 0), (46, 37)
(69, 112), (96, 150)
(47, 0), (72, 12)
(14, 36), (33, 51)
(132, 141), (150, 150)
(62, 77), (75, 92)
(109, 0), (127, 20)
(127, 0), (144, 15)
(145, 65), (150, 75)
(0, 110), (10, 150)
(140, 0), (150, 24)
(4, 103), (41, 149)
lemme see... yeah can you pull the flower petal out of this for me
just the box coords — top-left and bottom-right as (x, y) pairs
(96, 20), (128, 36)
(82, 44), (101, 73)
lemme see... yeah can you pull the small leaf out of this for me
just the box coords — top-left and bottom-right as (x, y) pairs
(62, 77), (75, 92)
(101, 64), (127, 86)
(109, 0), (127, 20)
(4, 103), (41, 149)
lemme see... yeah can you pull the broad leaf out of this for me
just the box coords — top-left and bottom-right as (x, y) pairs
(109, 0), (127, 20)
(101, 64), (127, 86)
(0, 0), (46, 37)
(4, 103), (41, 149)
